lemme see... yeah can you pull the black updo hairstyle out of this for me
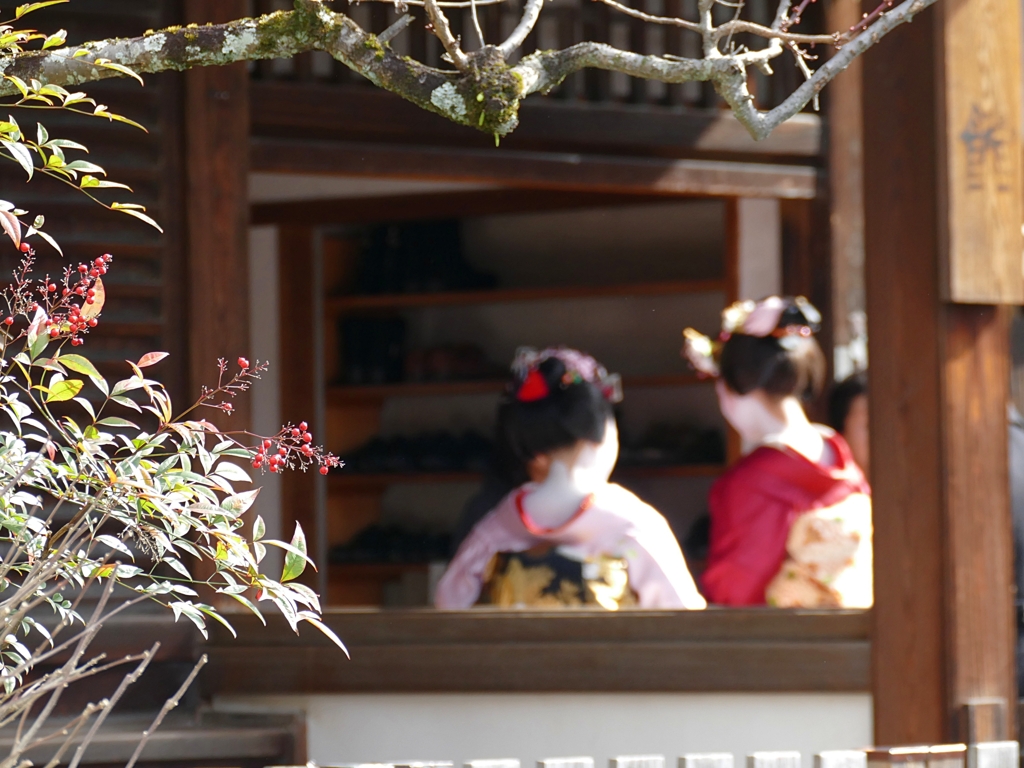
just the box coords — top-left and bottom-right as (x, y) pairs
(718, 298), (827, 402)
(497, 354), (615, 470)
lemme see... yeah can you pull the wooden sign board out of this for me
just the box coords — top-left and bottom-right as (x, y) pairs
(938, 0), (1024, 304)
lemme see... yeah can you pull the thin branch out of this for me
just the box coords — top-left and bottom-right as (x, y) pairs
(423, 0), (470, 68)
(40, 703), (101, 768)
(123, 654), (208, 768)
(713, 19), (836, 44)
(498, 0), (544, 57)
(746, 0), (938, 138)
(378, 13), (415, 43)
(66, 643), (160, 768)
(470, 0), (486, 48)
(352, 0), (508, 6)
(591, 0), (702, 33)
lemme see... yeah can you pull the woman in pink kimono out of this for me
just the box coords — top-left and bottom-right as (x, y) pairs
(434, 347), (706, 611)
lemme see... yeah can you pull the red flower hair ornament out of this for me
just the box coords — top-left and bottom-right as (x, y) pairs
(510, 346), (623, 404)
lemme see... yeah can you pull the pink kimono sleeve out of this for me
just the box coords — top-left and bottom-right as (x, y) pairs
(433, 508), (525, 609)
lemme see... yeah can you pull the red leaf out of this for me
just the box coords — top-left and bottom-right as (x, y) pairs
(0, 211), (21, 248)
(137, 351), (169, 368)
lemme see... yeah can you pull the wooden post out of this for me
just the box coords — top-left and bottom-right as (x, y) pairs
(825, 0), (865, 376)
(861, 0), (1019, 745)
(184, 0), (251, 430)
(277, 225), (319, 586)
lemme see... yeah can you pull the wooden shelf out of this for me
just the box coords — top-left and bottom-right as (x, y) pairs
(326, 373), (710, 404)
(326, 278), (728, 313)
(329, 463), (724, 490)
(329, 562), (429, 577)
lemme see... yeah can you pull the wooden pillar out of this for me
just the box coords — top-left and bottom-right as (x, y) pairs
(277, 225), (319, 587)
(184, 0), (251, 430)
(862, 0), (1021, 745)
(825, 0), (865, 379)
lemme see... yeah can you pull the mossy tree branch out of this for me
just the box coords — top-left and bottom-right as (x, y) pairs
(0, 0), (939, 141)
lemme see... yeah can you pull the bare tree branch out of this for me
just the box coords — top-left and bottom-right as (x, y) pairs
(0, 0), (942, 142)
(123, 655), (208, 768)
(424, 0), (471, 67)
(498, 0), (545, 56)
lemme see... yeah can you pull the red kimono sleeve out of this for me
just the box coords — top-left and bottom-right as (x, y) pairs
(701, 468), (794, 606)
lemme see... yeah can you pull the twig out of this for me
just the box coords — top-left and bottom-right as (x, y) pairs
(423, 0), (470, 67)
(40, 703), (101, 768)
(498, 0), (544, 56)
(378, 13), (415, 43)
(123, 654), (208, 768)
(66, 643), (160, 768)
(353, 0), (508, 6)
(470, 0), (486, 48)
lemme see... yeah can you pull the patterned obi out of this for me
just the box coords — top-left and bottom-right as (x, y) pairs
(478, 545), (638, 610)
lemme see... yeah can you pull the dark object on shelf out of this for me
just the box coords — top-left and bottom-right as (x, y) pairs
(329, 524), (452, 565)
(618, 424), (725, 468)
(340, 316), (406, 385)
(405, 344), (506, 383)
(344, 431), (496, 474)
(354, 220), (498, 296)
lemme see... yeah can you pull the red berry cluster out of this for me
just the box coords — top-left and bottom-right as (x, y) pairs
(250, 420), (343, 476)
(2, 248), (111, 348)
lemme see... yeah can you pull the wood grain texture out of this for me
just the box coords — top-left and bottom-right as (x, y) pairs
(862, 0), (947, 744)
(252, 189), (674, 227)
(941, 306), (1016, 738)
(277, 226), (319, 588)
(200, 610), (870, 694)
(250, 139), (820, 199)
(863, 0), (1017, 743)
(184, 0), (251, 431)
(781, 194), (833, 422)
(250, 81), (823, 158)
(937, 0), (1024, 303)
(823, 0), (865, 356)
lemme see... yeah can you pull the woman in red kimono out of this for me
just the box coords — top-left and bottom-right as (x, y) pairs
(683, 297), (872, 608)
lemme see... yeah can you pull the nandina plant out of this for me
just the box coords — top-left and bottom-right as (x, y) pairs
(0, 236), (344, 766)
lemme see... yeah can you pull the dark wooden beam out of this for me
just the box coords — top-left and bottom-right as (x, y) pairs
(250, 81), (822, 160)
(277, 225), (319, 589)
(253, 188), (682, 226)
(251, 138), (820, 199)
(184, 0), (252, 430)
(202, 610), (870, 694)
(863, 0), (1017, 744)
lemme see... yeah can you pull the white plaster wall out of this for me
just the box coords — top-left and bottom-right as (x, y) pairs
(214, 692), (872, 768)
(737, 199), (782, 302)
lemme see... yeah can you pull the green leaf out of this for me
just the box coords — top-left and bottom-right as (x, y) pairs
(57, 353), (101, 380)
(96, 417), (137, 429)
(281, 522), (308, 583)
(41, 29), (67, 50)
(35, 229), (61, 255)
(16, 1), (69, 19)
(93, 59), (143, 85)
(1, 140), (33, 179)
(45, 379), (83, 403)
(253, 515), (266, 541)
(112, 205), (162, 232)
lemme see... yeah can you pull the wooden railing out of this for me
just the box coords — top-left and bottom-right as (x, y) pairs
(250, 0), (822, 111)
(269, 744), (1020, 768)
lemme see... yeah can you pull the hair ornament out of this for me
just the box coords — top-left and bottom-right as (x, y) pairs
(517, 369), (550, 402)
(510, 346), (623, 404)
(682, 296), (822, 377)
